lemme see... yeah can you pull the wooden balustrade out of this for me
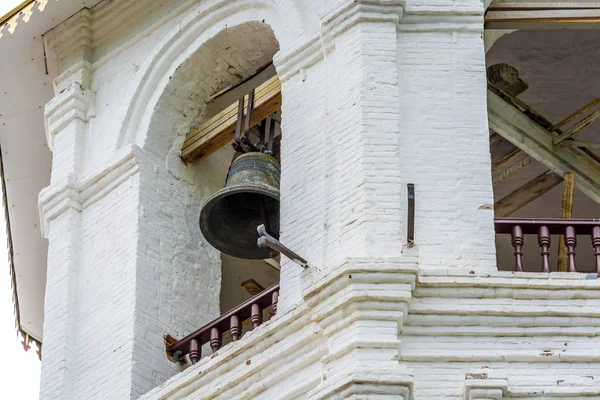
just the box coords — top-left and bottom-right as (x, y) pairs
(495, 218), (600, 273)
(167, 283), (279, 365)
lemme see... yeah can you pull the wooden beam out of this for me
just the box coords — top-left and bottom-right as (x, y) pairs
(485, 6), (600, 29)
(494, 171), (563, 217)
(550, 96), (600, 132)
(488, 88), (600, 204)
(492, 152), (533, 185)
(182, 75), (282, 163)
(488, 64), (534, 184)
(492, 149), (524, 172)
(553, 109), (600, 145)
(564, 140), (600, 150)
(557, 172), (575, 272)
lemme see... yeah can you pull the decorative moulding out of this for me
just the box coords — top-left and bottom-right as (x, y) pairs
(44, 82), (95, 151)
(301, 257), (417, 400)
(38, 144), (144, 237)
(140, 305), (323, 400)
(307, 370), (413, 400)
(43, 8), (93, 92)
(398, 13), (483, 32)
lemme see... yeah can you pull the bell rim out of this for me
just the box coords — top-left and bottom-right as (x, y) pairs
(199, 184), (280, 259)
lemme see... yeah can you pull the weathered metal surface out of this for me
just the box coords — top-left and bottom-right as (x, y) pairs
(257, 224), (314, 269)
(199, 152), (280, 259)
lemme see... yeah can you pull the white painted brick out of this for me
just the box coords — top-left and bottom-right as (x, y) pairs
(36, 0), (600, 399)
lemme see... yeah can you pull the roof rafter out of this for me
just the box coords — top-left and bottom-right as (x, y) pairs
(488, 88), (600, 205)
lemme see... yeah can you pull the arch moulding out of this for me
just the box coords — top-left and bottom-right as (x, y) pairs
(116, 0), (307, 154)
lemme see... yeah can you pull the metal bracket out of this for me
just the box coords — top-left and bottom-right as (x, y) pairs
(257, 224), (319, 270)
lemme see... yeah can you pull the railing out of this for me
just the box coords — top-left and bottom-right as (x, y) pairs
(166, 283), (279, 365)
(495, 218), (600, 273)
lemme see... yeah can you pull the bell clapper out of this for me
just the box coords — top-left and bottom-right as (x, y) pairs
(257, 224), (320, 271)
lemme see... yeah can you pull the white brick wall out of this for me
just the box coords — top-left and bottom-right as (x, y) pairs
(397, 24), (496, 270)
(37, 0), (600, 399)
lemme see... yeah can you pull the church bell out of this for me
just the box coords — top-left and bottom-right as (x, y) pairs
(199, 151), (280, 259)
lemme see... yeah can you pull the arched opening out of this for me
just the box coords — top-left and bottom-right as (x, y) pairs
(486, 29), (600, 272)
(146, 21), (282, 315)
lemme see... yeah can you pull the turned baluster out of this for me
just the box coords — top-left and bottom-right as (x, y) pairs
(230, 315), (241, 341)
(210, 327), (222, 352)
(189, 338), (200, 365)
(272, 291), (279, 315)
(511, 225), (524, 272)
(592, 226), (600, 274)
(538, 225), (551, 273)
(565, 226), (577, 273)
(251, 303), (263, 328)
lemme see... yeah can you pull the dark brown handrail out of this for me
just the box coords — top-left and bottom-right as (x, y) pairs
(495, 218), (600, 273)
(167, 283), (279, 364)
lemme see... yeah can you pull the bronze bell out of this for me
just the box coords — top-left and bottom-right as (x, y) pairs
(199, 152), (280, 259)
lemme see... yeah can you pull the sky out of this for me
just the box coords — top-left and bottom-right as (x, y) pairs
(0, 2), (43, 399)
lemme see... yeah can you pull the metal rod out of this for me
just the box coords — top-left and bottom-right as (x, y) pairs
(243, 89), (254, 143)
(407, 184), (415, 246)
(257, 224), (318, 270)
(234, 96), (244, 147)
(258, 118), (267, 152)
(267, 117), (276, 154)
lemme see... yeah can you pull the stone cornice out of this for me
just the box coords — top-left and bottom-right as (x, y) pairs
(44, 82), (95, 151)
(140, 305), (324, 400)
(38, 144), (141, 237)
(43, 8), (93, 91)
(418, 268), (600, 291)
(276, 0), (485, 81)
(464, 370), (600, 399)
(321, 0), (403, 37)
(301, 257), (417, 399)
(302, 257), (418, 330)
(307, 370), (413, 399)
(398, 13), (484, 32)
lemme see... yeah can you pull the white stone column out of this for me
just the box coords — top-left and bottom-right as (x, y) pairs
(276, 1), (406, 313)
(275, 2), (416, 398)
(39, 8), (222, 399)
(39, 10), (94, 399)
(397, 7), (497, 270)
